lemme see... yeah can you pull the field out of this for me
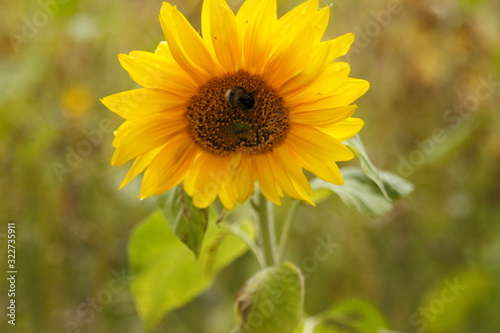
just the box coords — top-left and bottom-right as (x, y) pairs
(1, 0), (499, 332)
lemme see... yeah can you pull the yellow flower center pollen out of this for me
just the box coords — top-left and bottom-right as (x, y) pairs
(186, 70), (289, 156)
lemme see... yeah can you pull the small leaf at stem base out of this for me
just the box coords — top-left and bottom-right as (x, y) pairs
(233, 262), (304, 333)
(158, 186), (208, 258)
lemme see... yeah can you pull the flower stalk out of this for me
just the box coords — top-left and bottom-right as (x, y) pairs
(278, 199), (301, 263)
(256, 192), (278, 267)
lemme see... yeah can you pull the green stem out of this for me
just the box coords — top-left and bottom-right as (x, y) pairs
(257, 192), (278, 267)
(225, 223), (266, 269)
(278, 200), (301, 263)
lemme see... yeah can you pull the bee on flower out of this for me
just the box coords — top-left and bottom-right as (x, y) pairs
(101, 0), (369, 209)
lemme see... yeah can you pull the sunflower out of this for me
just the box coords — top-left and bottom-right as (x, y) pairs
(101, 0), (369, 209)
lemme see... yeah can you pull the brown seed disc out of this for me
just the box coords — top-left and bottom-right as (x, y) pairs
(186, 70), (289, 156)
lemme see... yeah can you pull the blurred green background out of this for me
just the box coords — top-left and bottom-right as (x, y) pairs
(1, 0), (499, 332)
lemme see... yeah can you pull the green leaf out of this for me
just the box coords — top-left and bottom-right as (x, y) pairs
(306, 299), (388, 333)
(379, 171), (415, 201)
(129, 210), (254, 331)
(346, 135), (389, 200)
(311, 167), (414, 217)
(234, 262), (304, 333)
(158, 186), (208, 258)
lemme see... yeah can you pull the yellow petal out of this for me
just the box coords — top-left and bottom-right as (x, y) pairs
(253, 153), (282, 205)
(263, 24), (317, 88)
(284, 62), (350, 108)
(140, 135), (198, 198)
(182, 159), (200, 198)
(111, 121), (136, 148)
(218, 154), (256, 209)
(218, 187), (236, 210)
(289, 105), (357, 127)
(184, 152), (245, 209)
(280, 33), (355, 95)
(118, 52), (197, 94)
(160, 3), (223, 83)
(273, 147), (312, 194)
(320, 32), (355, 61)
(202, 0), (242, 72)
(101, 89), (185, 121)
(318, 117), (364, 141)
(287, 124), (354, 162)
(325, 78), (370, 107)
(261, 151), (314, 204)
(184, 154), (233, 208)
(273, 147), (315, 203)
(234, 155), (257, 202)
(289, 77), (368, 112)
(267, 160), (305, 202)
(154, 41), (177, 62)
(277, 0), (319, 32)
(283, 139), (345, 185)
(276, 3), (328, 48)
(111, 114), (186, 166)
(118, 144), (166, 189)
(236, 0), (277, 73)
(217, 153), (248, 209)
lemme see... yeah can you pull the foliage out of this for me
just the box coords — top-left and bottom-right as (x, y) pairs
(127, 134), (412, 331)
(234, 263), (304, 333)
(129, 210), (254, 331)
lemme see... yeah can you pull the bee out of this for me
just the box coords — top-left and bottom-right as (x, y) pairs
(225, 87), (255, 111)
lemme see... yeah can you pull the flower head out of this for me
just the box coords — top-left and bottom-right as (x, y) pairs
(101, 0), (369, 209)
